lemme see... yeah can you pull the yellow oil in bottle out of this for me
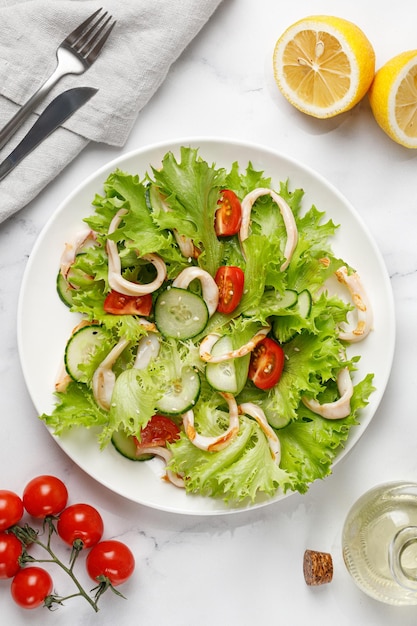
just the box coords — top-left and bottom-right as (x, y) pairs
(342, 482), (417, 605)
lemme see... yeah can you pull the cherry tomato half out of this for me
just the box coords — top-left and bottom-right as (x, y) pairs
(104, 290), (153, 316)
(11, 566), (53, 609)
(214, 189), (242, 237)
(215, 265), (245, 314)
(86, 540), (135, 586)
(248, 337), (285, 390)
(0, 490), (24, 531)
(0, 532), (22, 579)
(23, 475), (68, 519)
(57, 503), (104, 548)
(133, 414), (180, 454)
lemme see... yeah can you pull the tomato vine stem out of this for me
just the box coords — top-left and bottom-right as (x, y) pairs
(9, 520), (111, 612)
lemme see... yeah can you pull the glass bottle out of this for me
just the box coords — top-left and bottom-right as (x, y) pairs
(342, 481), (417, 605)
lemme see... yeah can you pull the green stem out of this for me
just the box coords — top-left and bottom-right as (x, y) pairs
(14, 523), (99, 612)
(34, 539), (98, 612)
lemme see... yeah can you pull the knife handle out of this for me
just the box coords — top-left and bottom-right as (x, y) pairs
(0, 47), (84, 151)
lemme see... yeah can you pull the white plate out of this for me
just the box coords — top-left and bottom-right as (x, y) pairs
(17, 137), (395, 516)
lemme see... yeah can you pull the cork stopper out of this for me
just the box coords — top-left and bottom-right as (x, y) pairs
(303, 549), (333, 586)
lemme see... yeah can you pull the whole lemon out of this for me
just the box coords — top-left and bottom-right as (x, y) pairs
(369, 50), (417, 148)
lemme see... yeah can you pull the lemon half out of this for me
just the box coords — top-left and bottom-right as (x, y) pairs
(368, 50), (417, 148)
(273, 15), (375, 118)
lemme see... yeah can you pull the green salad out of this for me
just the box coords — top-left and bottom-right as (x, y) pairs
(41, 147), (375, 505)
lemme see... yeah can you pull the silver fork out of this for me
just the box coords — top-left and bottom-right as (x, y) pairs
(0, 8), (116, 150)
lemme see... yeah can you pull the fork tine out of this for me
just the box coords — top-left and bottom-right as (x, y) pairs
(63, 8), (102, 46)
(72, 11), (109, 50)
(77, 13), (111, 54)
(64, 8), (116, 65)
(84, 19), (116, 64)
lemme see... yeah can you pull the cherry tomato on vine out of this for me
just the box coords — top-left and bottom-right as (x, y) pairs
(215, 265), (245, 314)
(103, 290), (153, 316)
(133, 414), (180, 454)
(0, 490), (24, 531)
(86, 540), (135, 586)
(57, 503), (104, 548)
(22, 475), (68, 518)
(11, 566), (53, 609)
(214, 189), (242, 237)
(248, 337), (285, 390)
(0, 532), (22, 579)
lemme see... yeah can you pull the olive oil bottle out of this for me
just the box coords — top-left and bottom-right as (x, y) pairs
(342, 482), (417, 605)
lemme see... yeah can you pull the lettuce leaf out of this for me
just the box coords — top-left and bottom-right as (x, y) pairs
(225, 160), (272, 197)
(150, 147), (226, 275)
(40, 382), (108, 434)
(278, 373), (375, 490)
(168, 397), (297, 503)
(99, 367), (158, 447)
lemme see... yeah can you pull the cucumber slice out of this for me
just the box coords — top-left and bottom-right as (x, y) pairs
(272, 289), (312, 343)
(243, 289), (298, 317)
(56, 271), (75, 307)
(262, 288), (298, 310)
(155, 287), (209, 339)
(205, 336), (238, 393)
(156, 366), (201, 415)
(297, 289), (312, 317)
(205, 334), (251, 394)
(56, 264), (94, 308)
(264, 408), (292, 429)
(111, 429), (153, 461)
(64, 325), (111, 383)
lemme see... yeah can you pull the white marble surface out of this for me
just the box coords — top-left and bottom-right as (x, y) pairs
(2, 0), (417, 623)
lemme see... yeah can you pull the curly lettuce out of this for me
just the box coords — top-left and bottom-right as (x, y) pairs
(40, 146), (376, 506)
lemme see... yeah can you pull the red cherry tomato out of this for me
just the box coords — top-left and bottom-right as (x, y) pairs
(23, 475), (68, 519)
(215, 265), (245, 314)
(0, 532), (22, 579)
(133, 414), (180, 454)
(86, 540), (135, 586)
(11, 566), (53, 609)
(214, 189), (242, 236)
(104, 290), (153, 316)
(0, 490), (24, 530)
(248, 337), (285, 390)
(57, 503), (104, 548)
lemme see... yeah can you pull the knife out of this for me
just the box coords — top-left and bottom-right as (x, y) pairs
(0, 86), (98, 181)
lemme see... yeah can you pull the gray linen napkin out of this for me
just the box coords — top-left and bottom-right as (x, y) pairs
(0, 0), (223, 223)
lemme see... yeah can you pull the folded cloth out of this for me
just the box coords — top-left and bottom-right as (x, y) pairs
(0, 0), (223, 223)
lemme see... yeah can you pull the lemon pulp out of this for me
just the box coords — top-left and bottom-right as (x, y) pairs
(273, 16), (375, 119)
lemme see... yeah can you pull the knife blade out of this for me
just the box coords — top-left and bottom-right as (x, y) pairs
(0, 86), (98, 181)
